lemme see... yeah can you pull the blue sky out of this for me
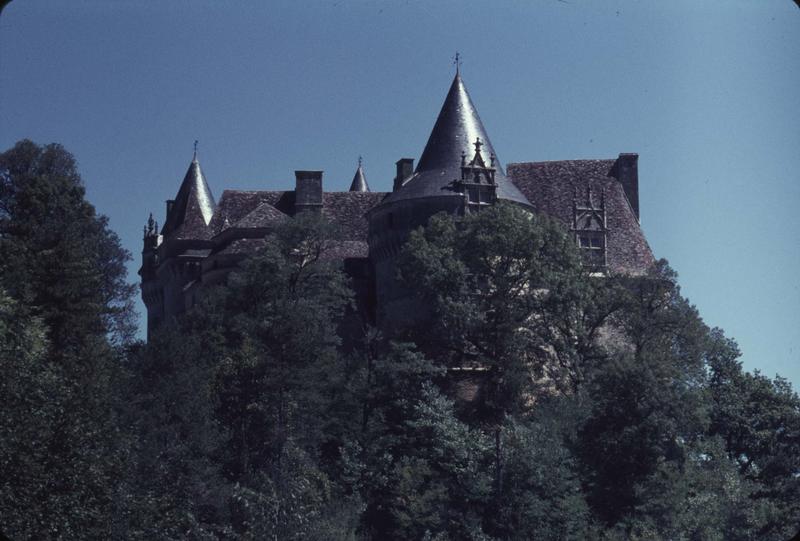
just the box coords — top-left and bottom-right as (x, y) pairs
(1, 1), (798, 387)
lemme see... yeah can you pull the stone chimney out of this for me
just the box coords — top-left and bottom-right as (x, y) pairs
(394, 158), (414, 191)
(295, 170), (323, 213)
(614, 153), (639, 221)
(165, 199), (175, 220)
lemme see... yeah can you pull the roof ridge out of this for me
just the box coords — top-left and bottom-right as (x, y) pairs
(508, 158), (617, 166)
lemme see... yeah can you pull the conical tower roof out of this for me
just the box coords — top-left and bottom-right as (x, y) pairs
(161, 155), (216, 238)
(383, 73), (530, 206)
(349, 160), (370, 192)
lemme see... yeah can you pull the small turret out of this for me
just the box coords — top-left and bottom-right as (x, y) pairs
(349, 156), (370, 192)
(161, 145), (216, 238)
(139, 213), (162, 297)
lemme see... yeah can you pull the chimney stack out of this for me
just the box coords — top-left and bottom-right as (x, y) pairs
(394, 158), (414, 191)
(295, 170), (323, 213)
(614, 153), (639, 221)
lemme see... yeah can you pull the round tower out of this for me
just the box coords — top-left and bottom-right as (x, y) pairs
(368, 72), (533, 328)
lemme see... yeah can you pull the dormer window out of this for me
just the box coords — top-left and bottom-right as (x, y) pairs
(456, 138), (498, 214)
(572, 186), (608, 269)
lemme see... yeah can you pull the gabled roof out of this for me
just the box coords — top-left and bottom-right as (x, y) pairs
(161, 158), (217, 239)
(381, 73), (531, 207)
(349, 164), (370, 192)
(204, 188), (386, 244)
(207, 190), (293, 235)
(507, 159), (654, 274)
(233, 201), (289, 229)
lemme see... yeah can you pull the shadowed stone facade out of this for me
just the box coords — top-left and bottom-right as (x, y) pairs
(140, 73), (654, 337)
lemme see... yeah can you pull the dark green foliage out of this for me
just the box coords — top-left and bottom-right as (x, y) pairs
(120, 212), (363, 539)
(705, 331), (800, 539)
(0, 140), (136, 351)
(358, 344), (492, 540)
(121, 202), (798, 540)
(116, 326), (229, 539)
(486, 413), (592, 540)
(397, 203), (613, 423)
(3, 145), (798, 539)
(573, 262), (800, 539)
(0, 141), (135, 539)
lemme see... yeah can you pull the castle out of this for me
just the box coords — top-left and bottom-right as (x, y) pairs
(140, 72), (653, 336)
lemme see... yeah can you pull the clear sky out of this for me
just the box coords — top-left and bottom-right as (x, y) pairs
(1, 1), (798, 387)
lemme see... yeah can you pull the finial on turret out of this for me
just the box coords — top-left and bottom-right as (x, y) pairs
(193, 140), (198, 161)
(358, 155), (363, 168)
(453, 52), (461, 75)
(144, 213), (159, 239)
(473, 137), (483, 158)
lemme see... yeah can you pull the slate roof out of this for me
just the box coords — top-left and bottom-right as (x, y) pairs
(211, 237), (368, 260)
(199, 188), (387, 245)
(158, 160), (652, 274)
(349, 164), (370, 192)
(322, 191), (387, 241)
(507, 159), (654, 274)
(214, 238), (267, 256)
(161, 158), (216, 240)
(234, 201), (289, 229)
(189, 188), (383, 267)
(324, 240), (370, 260)
(381, 73), (530, 207)
(208, 190), (293, 235)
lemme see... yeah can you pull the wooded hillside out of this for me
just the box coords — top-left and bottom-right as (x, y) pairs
(1, 141), (798, 540)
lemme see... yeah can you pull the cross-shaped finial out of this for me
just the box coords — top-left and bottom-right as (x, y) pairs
(453, 52), (461, 74)
(193, 140), (198, 160)
(473, 137), (483, 156)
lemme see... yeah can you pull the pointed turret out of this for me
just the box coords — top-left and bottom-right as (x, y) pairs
(349, 158), (370, 192)
(384, 72), (530, 206)
(161, 153), (216, 238)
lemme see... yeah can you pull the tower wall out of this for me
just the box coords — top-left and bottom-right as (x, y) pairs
(368, 196), (463, 329)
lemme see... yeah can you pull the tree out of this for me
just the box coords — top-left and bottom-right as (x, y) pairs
(486, 410), (592, 541)
(705, 330), (800, 539)
(381, 203), (629, 538)
(569, 262), (800, 539)
(357, 343), (493, 540)
(396, 203), (613, 420)
(0, 140), (135, 539)
(0, 139), (136, 352)
(121, 212), (364, 539)
(573, 262), (709, 528)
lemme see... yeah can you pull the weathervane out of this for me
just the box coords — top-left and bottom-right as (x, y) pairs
(453, 52), (462, 74)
